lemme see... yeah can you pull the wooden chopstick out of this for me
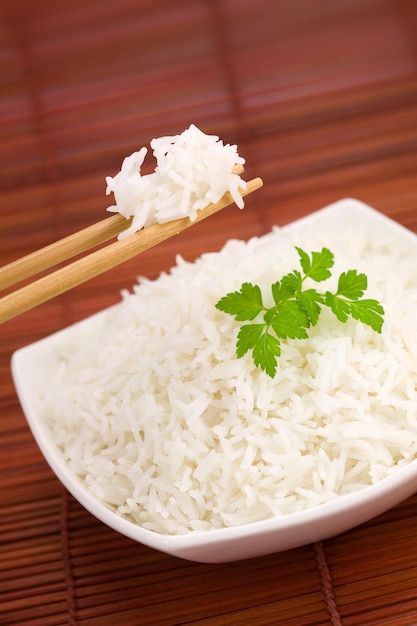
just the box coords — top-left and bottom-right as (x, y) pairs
(0, 176), (263, 323)
(0, 163), (245, 291)
(0, 213), (130, 291)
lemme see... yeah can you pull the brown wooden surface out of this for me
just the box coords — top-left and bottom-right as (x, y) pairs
(2, 1), (417, 624)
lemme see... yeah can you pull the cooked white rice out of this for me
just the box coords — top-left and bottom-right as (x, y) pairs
(105, 124), (246, 238)
(41, 207), (417, 535)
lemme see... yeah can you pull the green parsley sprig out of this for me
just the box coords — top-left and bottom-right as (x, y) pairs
(215, 247), (385, 378)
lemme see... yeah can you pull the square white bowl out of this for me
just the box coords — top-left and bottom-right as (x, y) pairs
(11, 198), (417, 563)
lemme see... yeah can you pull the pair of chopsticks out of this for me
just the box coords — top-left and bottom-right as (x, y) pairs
(0, 170), (263, 323)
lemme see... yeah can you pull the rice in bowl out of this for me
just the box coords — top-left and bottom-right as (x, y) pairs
(36, 200), (417, 536)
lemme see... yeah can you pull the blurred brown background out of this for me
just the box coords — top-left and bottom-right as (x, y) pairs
(1, 1), (417, 624)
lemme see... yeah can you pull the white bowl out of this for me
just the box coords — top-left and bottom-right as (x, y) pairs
(11, 198), (417, 563)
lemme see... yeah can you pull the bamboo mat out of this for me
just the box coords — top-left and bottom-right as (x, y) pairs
(2, 0), (417, 624)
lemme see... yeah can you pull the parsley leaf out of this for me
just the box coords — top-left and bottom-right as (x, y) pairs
(236, 324), (265, 356)
(215, 246), (385, 377)
(295, 246), (334, 282)
(216, 282), (264, 321)
(296, 289), (324, 326)
(252, 332), (281, 378)
(271, 275), (299, 303)
(349, 299), (385, 333)
(324, 292), (352, 323)
(336, 270), (367, 300)
(269, 302), (309, 339)
(279, 271), (302, 296)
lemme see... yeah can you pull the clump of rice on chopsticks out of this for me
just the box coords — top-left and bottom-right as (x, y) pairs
(105, 124), (246, 238)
